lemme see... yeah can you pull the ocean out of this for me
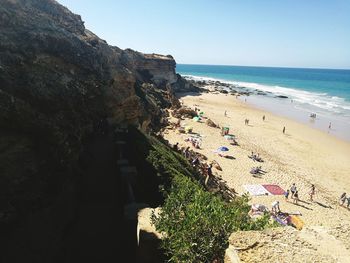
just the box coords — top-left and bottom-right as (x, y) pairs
(176, 64), (350, 141)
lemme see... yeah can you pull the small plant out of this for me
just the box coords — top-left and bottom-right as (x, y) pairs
(152, 175), (271, 262)
(128, 129), (272, 262)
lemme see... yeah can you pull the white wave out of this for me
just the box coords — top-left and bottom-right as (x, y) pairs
(182, 74), (350, 116)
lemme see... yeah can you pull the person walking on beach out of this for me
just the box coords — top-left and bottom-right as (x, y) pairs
(224, 110), (227, 117)
(309, 184), (315, 201)
(290, 183), (297, 198)
(284, 189), (290, 201)
(328, 122), (332, 129)
(262, 115), (265, 121)
(283, 126), (286, 134)
(293, 190), (299, 204)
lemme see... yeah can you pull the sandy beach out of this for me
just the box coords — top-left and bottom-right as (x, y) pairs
(163, 92), (350, 261)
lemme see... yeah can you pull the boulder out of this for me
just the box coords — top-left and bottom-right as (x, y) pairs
(172, 107), (197, 118)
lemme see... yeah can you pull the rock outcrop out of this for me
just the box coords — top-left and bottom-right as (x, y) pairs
(0, 0), (190, 229)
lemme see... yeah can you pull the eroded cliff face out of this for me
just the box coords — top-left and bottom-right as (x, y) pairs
(0, 0), (187, 225)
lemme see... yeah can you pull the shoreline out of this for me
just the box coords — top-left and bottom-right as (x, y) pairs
(240, 94), (350, 142)
(163, 91), (350, 261)
(181, 75), (350, 142)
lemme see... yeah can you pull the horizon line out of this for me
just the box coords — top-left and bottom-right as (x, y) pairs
(176, 63), (350, 71)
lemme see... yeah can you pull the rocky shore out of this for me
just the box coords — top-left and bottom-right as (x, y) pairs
(182, 76), (288, 98)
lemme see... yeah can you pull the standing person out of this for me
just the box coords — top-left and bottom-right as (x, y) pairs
(340, 193), (347, 206)
(284, 189), (290, 201)
(204, 164), (213, 186)
(224, 110), (227, 117)
(329, 122), (332, 129)
(283, 126), (286, 134)
(293, 191), (299, 204)
(271, 200), (281, 214)
(290, 183), (297, 198)
(262, 115), (265, 121)
(309, 184), (315, 201)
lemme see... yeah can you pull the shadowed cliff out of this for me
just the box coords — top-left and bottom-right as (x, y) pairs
(0, 0), (196, 261)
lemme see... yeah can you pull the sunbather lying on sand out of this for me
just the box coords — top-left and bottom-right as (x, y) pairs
(250, 166), (266, 175)
(248, 152), (263, 162)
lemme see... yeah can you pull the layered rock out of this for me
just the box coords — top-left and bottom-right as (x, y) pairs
(0, 0), (190, 225)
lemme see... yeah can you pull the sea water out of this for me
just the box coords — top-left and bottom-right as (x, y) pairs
(177, 64), (350, 141)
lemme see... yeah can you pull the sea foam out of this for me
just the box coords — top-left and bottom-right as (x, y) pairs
(183, 74), (350, 118)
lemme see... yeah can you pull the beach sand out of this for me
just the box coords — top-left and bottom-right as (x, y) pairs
(163, 92), (350, 262)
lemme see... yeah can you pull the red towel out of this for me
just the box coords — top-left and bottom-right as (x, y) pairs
(263, 184), (285, 195)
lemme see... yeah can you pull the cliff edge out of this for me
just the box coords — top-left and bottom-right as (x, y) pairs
(0, 0), (191, 230)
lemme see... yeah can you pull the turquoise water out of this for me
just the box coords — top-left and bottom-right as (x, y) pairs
(176, 64), (350, 140)
(177, 64), (350, 117)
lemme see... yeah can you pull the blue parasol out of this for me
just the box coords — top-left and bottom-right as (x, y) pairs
(217, 146), (229, 152)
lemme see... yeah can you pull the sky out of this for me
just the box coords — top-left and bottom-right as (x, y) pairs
(57, 0), (350, 69)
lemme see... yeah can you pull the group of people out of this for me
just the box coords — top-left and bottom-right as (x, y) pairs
(284, 183), (316, 204)
(284, 183), (299, 204)
(340, 193), (350, 209)
(184, 136), (201, 149)
(183, 145), (214, 186)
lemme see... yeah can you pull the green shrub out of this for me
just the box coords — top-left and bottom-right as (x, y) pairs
(152, 175), (271, 262)
(127, 129), (272, 262)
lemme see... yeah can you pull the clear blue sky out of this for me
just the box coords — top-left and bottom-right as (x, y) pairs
(57, 0), (350, 69)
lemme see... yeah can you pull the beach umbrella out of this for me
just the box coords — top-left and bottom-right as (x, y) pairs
(217, 146), (229, 152)
(193, 116), (200, 122)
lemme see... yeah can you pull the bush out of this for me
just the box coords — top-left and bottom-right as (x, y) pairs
(152, 175), (271, 262)
(126, 129), (271, 262)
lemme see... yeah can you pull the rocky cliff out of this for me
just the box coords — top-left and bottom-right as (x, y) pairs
(0, 0), (192, 227)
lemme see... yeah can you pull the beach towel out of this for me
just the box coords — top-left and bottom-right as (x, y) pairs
(243, 184), (270, 196)
(273, 215), (288, 226)
(263, 184), (285, 195)
(289, 215), (304, 230)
